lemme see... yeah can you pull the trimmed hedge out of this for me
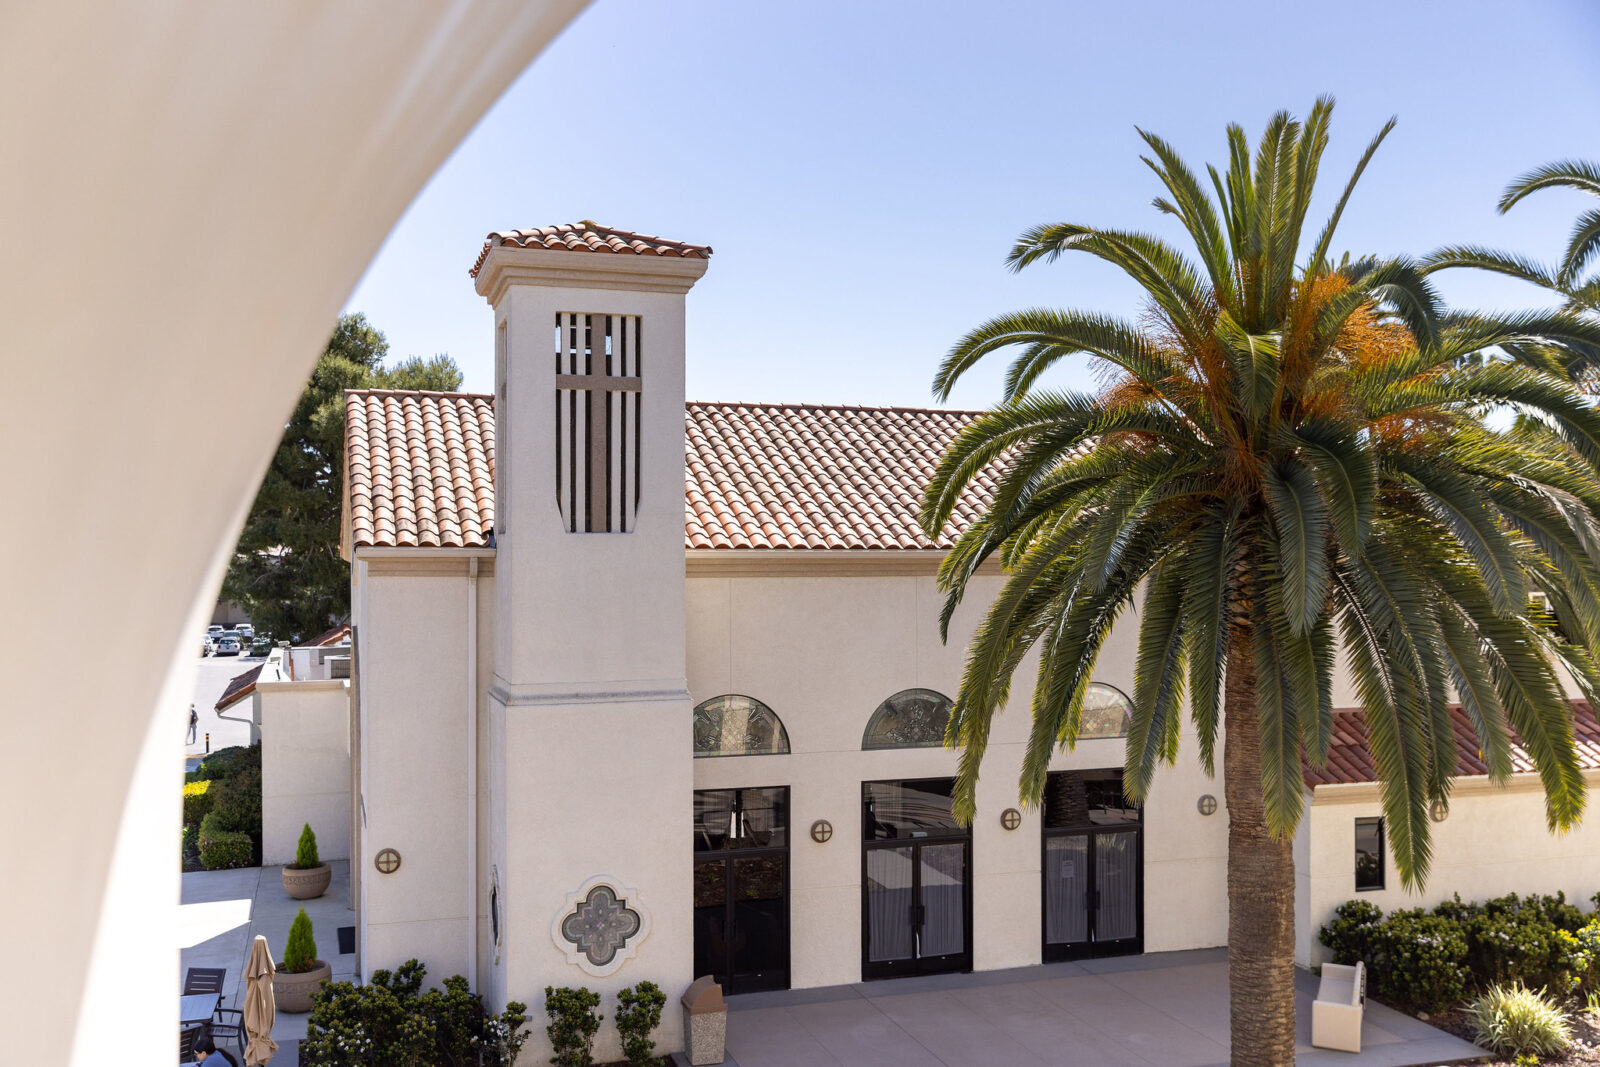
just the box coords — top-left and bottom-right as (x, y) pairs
(198, 811), (254, 870)
(1321, 892), (1600, 1013)
(196, 743), (261, 783)
(183, 779), (214, 826)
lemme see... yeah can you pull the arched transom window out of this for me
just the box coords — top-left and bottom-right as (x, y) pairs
(861, 688), (954, 750)
(1079, 683), (1134, 740)
(693, 695), (790, 757)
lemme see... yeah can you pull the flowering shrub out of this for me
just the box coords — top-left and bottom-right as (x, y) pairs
(1321, 892), (1600, 1011)
(301, 959), (530, 1066)
(183, 779), (214, 826)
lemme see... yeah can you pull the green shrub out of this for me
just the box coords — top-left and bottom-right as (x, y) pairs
(295, 823), (321, 870)
(1367, 909), (1471, 1013)
(207, 762), (261, 836)
(283, 907), (318, 973)
(182, 779), (214, 827)
(196, 743), (261, 781)
(1465, 982), (1571, 1058)
(1319, 899), (1384, 966)
(615, 981), (666, 1066)
(197, 812), (254, 870)
(544, 986), (602, 1067)
(303, 960), (530, 1066)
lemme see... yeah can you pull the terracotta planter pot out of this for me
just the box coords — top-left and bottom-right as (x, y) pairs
(283, 863), (331, 900)
(274, 959), (331, 1013)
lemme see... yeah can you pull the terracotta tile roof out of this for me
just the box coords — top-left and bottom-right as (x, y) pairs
(1305, 702), (1600, 788)
(685, 402), (990, 550)
(469, 222), (713, 278)
(345, 390), (496, 550)
(302, 624), (352, 648)
(216, 664), (264, 712)
(344, 393), (994, 552)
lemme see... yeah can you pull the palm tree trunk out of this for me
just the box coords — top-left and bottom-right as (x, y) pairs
(1224, 633), (1297, 1066)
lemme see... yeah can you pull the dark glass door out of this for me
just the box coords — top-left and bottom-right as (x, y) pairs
(861, 778), (972, 979)
(694, 787), (789, 993)
(1042, 770), (1143, 961)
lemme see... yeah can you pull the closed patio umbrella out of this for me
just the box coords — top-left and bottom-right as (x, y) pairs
(242, 934), (279, 1065)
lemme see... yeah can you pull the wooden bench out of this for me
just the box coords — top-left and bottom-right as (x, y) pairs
(1312, 961), (1366, 1053)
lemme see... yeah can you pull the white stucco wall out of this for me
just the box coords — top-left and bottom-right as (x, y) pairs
(1296, 773), (1600, 966)
(355, 557), (490, 987)
(259, 679), (351, 865)
(687, 566), (1231, 989)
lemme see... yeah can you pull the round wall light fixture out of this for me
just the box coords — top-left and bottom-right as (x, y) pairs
(1197, 794), (1218, 817)
(810, 819), (833, 843)
(1429, 800), (1449, 823)
(375, 847), (402, 874)
(1000, 808), (1022, 831)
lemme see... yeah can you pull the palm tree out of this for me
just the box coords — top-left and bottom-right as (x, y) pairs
(1426, 160), (1600, 317)
(922, 99), (1600, 1066)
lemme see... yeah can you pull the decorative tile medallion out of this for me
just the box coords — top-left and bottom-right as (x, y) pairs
(550, 876), (652, 977)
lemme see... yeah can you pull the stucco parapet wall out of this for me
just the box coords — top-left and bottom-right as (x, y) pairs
(685, 548), (1001, 578)
(473, 245), (710, 303)
(1310, 767), (1600, 805)
(490, 676), (688, 708)
(256, 679), (350, 695)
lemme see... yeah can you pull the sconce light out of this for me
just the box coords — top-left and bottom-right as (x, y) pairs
(1000, 808), (1022, 831)
(1197, 794), (1218, 816)
(810, 819), (833, 843)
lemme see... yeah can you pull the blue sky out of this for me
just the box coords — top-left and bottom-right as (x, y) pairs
(345, 0), (1599, 410)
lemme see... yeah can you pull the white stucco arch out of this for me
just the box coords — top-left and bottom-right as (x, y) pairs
(0, 4), (587, 1062)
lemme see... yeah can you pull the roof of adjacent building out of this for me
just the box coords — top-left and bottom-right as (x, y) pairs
(1305, 702), (1600, 789)
(345, 390), (496, 551)
(302, 624), (352, 648)
(344, 391), (992, 552)
(216, 663), (264, 712)
(469, 222), (714, 278)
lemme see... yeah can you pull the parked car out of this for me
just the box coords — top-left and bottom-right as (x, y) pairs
(201, 635), (211, 657)
(215, 636), (240, 656)
(250, 636), (272, 657)
(207, 625), (224, 637)
(237, 623), (255, 640)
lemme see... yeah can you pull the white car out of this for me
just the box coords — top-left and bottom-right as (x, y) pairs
(236, 623), (255, 641)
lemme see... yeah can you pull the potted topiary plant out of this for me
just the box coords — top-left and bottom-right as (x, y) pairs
(282, 822), (331, 899)
(273, 907), (332, 1013)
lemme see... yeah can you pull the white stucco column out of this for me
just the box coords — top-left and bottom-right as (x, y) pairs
(475, 239), (709, 1060)
(0, 5), (586, 1063)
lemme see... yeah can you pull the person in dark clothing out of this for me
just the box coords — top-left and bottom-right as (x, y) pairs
(193, 1033), (239, 1066)
(187, 703), (199, 745)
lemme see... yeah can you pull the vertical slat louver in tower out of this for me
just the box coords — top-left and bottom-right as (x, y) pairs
(554, 312), (641, 532)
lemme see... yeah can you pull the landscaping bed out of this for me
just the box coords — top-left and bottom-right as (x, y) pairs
(181, 743), (262, 871)
(1323, 892), (1600, 1063)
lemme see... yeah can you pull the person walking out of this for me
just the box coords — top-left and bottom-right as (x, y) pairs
(187, 703), (199, 745)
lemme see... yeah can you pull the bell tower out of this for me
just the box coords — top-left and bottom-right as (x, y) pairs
(473, 224), (710, 1059)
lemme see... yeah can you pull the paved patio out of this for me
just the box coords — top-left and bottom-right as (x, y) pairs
(180, 860), (355, 1060)
(721, 949), (1486, 1067)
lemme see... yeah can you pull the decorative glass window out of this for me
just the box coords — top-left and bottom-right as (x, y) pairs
(693, 695), (790, 757)
(1355, 817), (1385, 891)
(862, 689), (954, 750)
(1078, 683), (1134, 740)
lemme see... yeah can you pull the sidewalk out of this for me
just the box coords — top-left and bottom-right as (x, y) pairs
(180, 860), (355, 1060)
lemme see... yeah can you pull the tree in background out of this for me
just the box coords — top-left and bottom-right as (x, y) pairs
(222, 313), (462, 642)
(924, 100), (1600, 1065)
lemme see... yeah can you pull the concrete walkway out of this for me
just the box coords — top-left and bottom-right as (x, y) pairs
(722, 949), (1486, 1067)
(180, 860), (355, 1061)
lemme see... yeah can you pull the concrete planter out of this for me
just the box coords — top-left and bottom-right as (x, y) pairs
(274, 959), (331, 1013)
(283, 863), (331, 900)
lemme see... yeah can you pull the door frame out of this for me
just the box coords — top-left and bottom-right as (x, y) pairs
(859, 777), (974, 981)
(1040, 770), (1144, 963)
(693, 786), (791, 994)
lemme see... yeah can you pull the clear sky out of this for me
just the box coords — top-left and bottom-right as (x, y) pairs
(344, 0), (1599, 411)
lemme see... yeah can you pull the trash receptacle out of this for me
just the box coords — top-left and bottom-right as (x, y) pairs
(681, 975), (727, 1065)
